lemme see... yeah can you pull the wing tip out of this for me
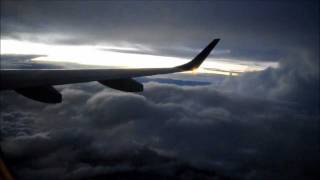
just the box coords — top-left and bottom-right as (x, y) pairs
(176, 38), (220, 71)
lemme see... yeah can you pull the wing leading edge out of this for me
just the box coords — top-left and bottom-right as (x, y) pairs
(0, 39), (220, 103)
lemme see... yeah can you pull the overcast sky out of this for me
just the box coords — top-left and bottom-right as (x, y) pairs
(1, 1), (319, 180)
(1, 0), (318, 61)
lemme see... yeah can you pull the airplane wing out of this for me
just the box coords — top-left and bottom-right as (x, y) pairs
(0, 39), (220, 103)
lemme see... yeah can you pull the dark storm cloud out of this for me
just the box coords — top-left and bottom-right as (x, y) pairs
(0, 111), (36, 137)
(0, 85), (223, 179)
(3, 130), (220, 180)
(220, 51), (319, 112)
(1, 1), (318, 61)
(1, 73), (319, 179)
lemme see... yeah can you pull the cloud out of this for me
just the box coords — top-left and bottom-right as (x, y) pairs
(1, 65), (319, 179)
(220, 50), (319, 112)
(0, 111), (36, 137)
(2, 126), (220, 180)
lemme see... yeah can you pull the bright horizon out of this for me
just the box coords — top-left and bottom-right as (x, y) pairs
(1, 39), (278, 76)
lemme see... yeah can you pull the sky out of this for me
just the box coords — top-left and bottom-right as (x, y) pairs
(0, 1), (319, 180)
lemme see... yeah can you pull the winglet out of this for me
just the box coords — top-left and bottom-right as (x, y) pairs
(176, 38), (220, 71)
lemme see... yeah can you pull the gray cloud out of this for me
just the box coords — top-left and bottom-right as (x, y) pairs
(1, 69), (319, 179)
(220, 51), (319, 112)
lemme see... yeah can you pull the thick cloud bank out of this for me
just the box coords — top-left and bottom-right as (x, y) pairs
(1, 57), (319, 179)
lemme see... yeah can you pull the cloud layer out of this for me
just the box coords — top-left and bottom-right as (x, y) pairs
(1, 65), (319, 179)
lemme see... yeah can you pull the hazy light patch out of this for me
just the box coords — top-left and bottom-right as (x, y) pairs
(1, 39), (278, 75)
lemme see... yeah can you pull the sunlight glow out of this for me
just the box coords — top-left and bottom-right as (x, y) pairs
(1, 39), (278, 75)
